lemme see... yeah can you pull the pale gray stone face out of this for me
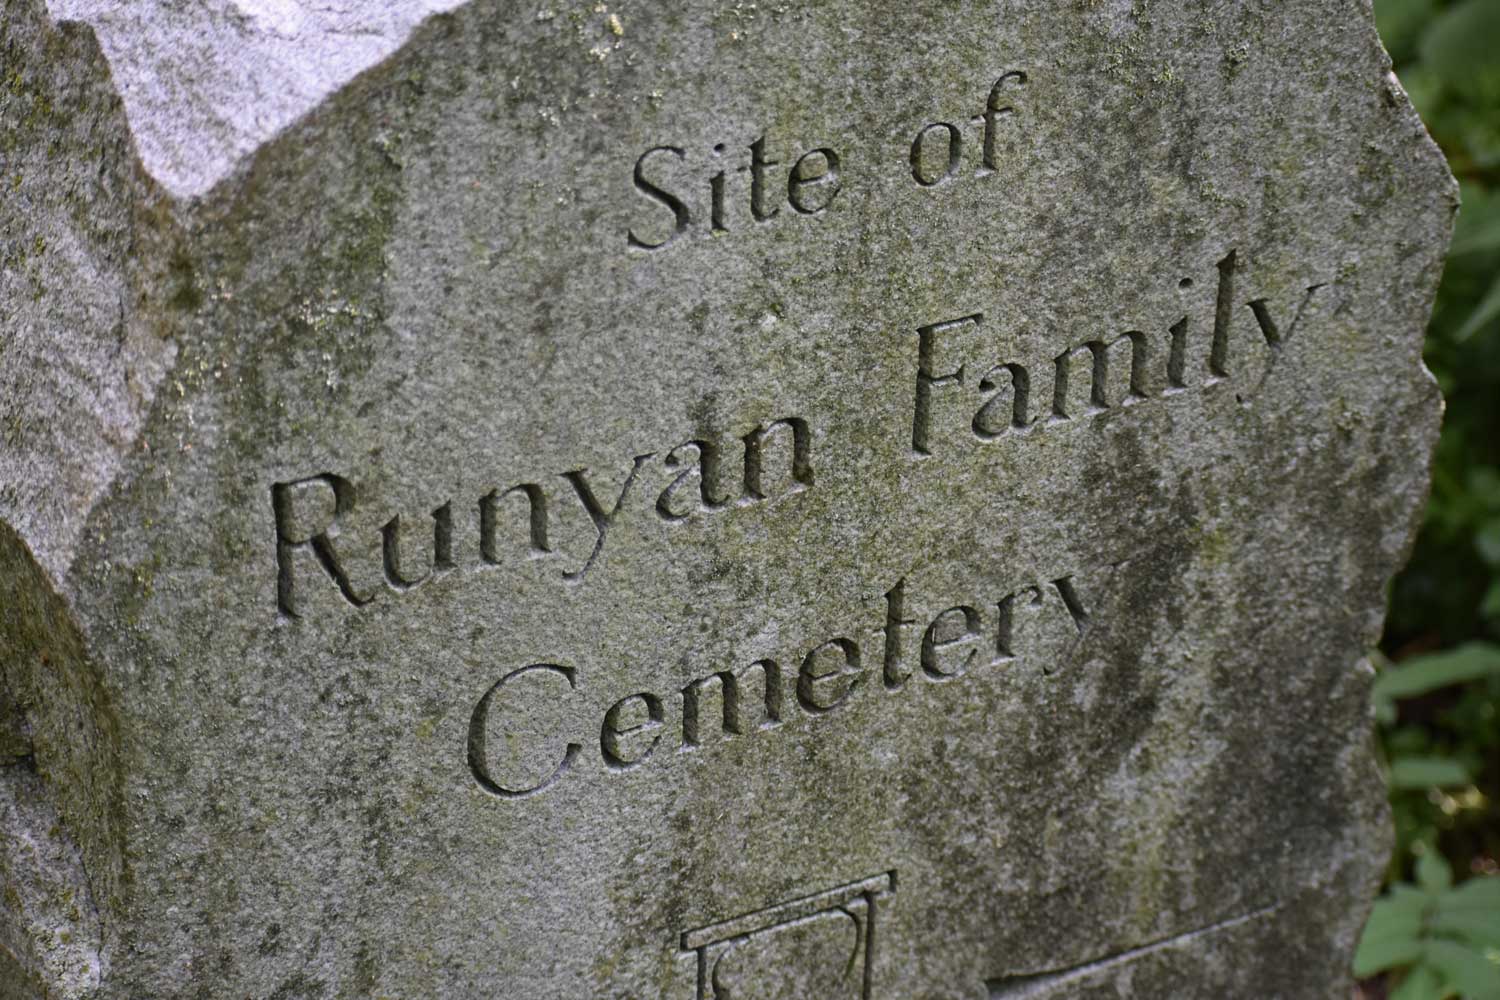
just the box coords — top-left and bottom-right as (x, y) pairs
(0, 1), (1454, 998)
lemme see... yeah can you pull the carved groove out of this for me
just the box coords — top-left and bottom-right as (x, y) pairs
(986, 903), (1281, 998)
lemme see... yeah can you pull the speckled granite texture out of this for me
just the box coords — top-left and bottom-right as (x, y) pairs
(0, 1), (1454, 996)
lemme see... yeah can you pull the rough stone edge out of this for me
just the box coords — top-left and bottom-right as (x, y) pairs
(1, 1), (176, 590)
(43, 0), (472, 202)
(0, 4), (163, 996)
(0, 5), (484, 996)
(1329, 0), (1459, 981)
(0, 519), (113, 1000)
(3, 0), (481, 593)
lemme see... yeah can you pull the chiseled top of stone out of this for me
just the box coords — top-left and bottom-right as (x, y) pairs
(46, 0), (467, 200)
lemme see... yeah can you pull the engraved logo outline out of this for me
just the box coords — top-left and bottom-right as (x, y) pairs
(679, 870), (896, 1000)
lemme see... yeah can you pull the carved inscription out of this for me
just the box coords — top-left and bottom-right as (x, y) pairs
(258, 63), (1343, 861)
(629, 138), (842, 250)
(450, 244), (1327, 801)
(627, 71), (1027, 250)
(272, 417), (813, 617)
(910, 250), (1325, 456)
(910, 71), (1027, 187)
(466, 570), (1091, 797)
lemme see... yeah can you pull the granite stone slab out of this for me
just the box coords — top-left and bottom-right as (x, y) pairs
(0, 1), (1454, 997)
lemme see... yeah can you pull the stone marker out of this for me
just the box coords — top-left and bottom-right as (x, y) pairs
(0, 0), (1455, 997)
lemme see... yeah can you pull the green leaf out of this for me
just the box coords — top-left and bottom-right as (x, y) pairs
(1390, 725), (1434, 755)
(1420, 0), (1500, 102)
(1451, 104), (1500, 171)
(1378, 696), (1401, 726)
(1469, 467), (1500, 505)
(1432, 909), (1500, 950)
(1478, 521), (1500, 566)
(1451, 217), (1500, 256)
(1358, 887), (1433, 975)
(1446, 190), (1500, 254)
(1397, 63), (1444, 122)
(1469, 467), (1500, 503)
(1438, 880), (1500, 950)
(1423, 938), (1500, 998)
(1455, 272), (1500, 342)
(1375, 644), (1500, 702)
(1480, 579), (1500, 621)
(1391, 960), (1449, 1000)
(1392, 757), (1473, 789)
(1444, 876), (1500, 914)
(1420, 852), (1456, 893)
(1377, 0), (1438, 64)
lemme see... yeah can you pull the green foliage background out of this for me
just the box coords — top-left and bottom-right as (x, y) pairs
(1361, 1), (1500, 996)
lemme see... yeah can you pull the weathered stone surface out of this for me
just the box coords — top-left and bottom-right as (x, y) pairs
(0, 0), (1453, 997)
